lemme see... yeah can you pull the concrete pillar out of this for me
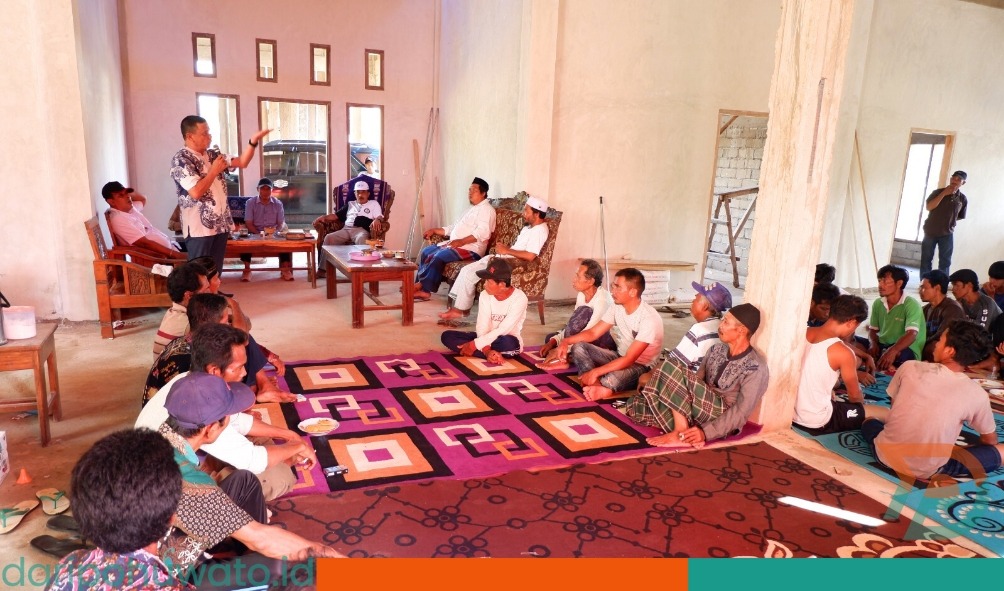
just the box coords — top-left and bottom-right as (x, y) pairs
(514, 0), (559, 202)
(745, 0), (873, 431)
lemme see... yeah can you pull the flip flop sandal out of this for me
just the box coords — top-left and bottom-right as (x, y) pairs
(36, 488), (70, 515)
(30, 535), (93, 559)
(47, 514), (81, 534)
(0, 500), (39, 534)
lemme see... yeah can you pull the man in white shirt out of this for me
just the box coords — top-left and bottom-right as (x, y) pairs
(538, 259), (615, 369)
(557, 268), (665, 401)
(138, 323), (316, 501)
(414, 177), (497, 300)
(441, 258), (527, 362)
(320, 180), (385, 246)
(438, 195), (550, 317)
(170, 115), (271, 274)
(102, 181), (185, 260)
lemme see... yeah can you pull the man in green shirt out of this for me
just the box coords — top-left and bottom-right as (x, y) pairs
(869, 264), (926, 371)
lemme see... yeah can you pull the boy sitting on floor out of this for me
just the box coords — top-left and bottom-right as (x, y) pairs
(441, 258), (527, 363)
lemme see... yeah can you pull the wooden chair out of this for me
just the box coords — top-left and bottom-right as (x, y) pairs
(85, 216), (174, 339)
(434, 192), (562, 324)
(312, 174), (395, 262)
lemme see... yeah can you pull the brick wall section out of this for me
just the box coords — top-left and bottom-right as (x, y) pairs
(891, 238), (922, 267)
(706, 116), (767, 283)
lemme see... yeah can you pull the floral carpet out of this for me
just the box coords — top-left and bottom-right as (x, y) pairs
(270, 442), (972, 558)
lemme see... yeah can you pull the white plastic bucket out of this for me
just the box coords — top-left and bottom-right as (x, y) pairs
(2, 306), (36, 340)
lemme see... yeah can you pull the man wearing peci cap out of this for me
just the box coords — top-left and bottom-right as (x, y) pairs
(102, 181), (186, 260)
(320, 180), (385, 248)
(437, 194), (549, 313)
(441, 258), (528, 362)
(158, 372), (342, 578)
(920, 170), (969, 277)
(625, 303), (769, 449)
(242, 177), (292, 281)
(414, 177), (497, 300)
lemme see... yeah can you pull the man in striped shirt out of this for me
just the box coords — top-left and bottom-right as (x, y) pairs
(153, 263), (210, 358)
(666, 281), (732, 370)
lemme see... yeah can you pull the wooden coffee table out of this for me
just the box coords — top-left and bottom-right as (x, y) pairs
(322, 245), (418, 328)
(224, 235), (317, 288)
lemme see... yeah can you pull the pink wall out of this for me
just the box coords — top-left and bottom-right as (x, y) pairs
(121, 0), (436, 246)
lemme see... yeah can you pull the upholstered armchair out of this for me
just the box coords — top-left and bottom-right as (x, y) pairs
(433, 192), (562, 324)
(312, 174), (395, 263)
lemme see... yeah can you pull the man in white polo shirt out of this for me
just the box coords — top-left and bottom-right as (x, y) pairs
(102, 181), (185, 260)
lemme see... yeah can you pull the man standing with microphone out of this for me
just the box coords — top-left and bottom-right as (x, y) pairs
(171, 115), (271, 275)
(920, 170), (968, 277)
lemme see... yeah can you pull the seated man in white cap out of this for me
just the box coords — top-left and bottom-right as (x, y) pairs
(436, 195), (549, 314)
(320, 180), (385, 247)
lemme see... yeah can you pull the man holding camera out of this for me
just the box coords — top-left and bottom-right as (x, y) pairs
(170, 115), (271, 274)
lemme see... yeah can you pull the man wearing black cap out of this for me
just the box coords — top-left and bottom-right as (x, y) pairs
(920, 170), (968, 277)
(241, 177), (292, 281)
(441, 258), (527, 362)
(102, 181), (185, 260)
(158, 373), (342, 578)
(414, 177), (497, 300)
(625, 302), (769, 449)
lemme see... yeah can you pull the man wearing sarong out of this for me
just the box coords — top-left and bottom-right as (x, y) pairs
(625, 303), (769, 448)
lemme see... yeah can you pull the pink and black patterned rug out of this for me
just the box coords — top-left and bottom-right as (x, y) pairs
(255, 349), (759, 498)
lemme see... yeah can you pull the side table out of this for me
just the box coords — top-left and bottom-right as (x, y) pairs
(0, 323), (61, 446)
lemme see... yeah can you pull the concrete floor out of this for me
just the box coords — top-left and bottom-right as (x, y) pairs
(0, 261), (992, 576)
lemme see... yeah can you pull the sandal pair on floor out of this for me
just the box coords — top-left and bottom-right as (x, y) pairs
(0, 488), (70, 535)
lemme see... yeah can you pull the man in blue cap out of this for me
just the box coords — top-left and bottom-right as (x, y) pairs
(158, 373), (342, 578)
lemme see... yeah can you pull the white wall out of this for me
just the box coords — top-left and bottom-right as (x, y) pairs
(838, 0), (1004, 288)
(122, 0), (437, 248)
(439, 0), (780, 299)
(0, 0), (119, 320)
(437, 0), (525, 225)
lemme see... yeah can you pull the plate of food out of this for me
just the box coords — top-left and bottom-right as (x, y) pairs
(975, 379), (1004, 389)
(298, 417), (340, 435)
(349, 251), (381, 262)
(285, 230), (308, 241)
(989, 388), (1004, 398)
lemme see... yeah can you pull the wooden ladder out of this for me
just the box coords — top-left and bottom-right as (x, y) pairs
(706, 186), (759, 288)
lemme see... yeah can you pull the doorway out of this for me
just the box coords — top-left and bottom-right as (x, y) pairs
(702, 111), (768, 289)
